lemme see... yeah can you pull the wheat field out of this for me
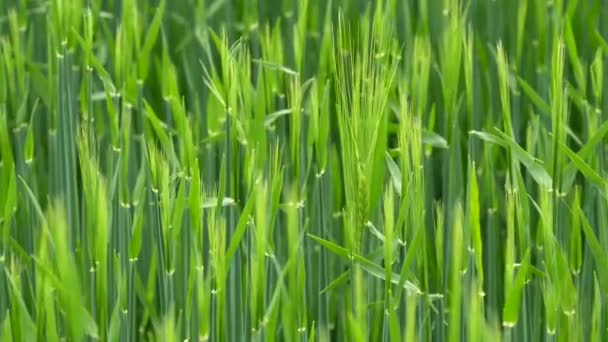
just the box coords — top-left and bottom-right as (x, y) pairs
(0, 0), (607, 341)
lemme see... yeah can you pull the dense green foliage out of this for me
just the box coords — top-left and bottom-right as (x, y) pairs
(1, 0), (608, 340)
